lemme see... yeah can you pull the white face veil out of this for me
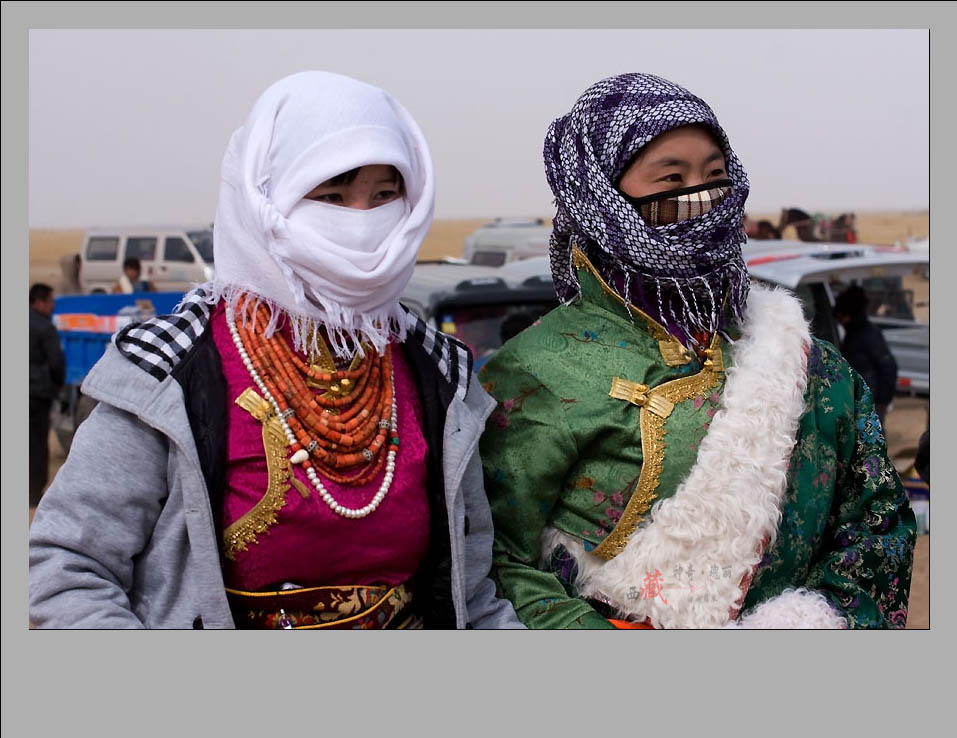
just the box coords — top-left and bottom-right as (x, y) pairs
(210, 70), (435, 358)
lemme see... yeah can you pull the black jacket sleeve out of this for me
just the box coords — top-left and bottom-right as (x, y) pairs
(864, 325), (898, 405)
(44, 322), (66, 390)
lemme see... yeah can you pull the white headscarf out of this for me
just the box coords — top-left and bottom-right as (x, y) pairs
(210, 70), (435, 358)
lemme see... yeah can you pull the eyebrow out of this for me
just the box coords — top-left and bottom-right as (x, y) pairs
(315, 176), (399, 188)
(648, 150), (725, 168)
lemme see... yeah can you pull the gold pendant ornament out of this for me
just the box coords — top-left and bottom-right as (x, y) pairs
(304, 327), (362, 397)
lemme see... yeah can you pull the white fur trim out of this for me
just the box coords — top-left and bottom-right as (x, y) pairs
(725, 588), (848, 629)
(544, 283), (812, 628)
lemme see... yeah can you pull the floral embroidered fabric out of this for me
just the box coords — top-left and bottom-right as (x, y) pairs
(479, 266), (915, 629)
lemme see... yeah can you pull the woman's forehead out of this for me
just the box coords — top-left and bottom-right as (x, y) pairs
(316, 164), (402, 187)
(640, 125), (725, 158)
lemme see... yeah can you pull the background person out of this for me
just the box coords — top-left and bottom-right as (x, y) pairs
(29, 283), (65, 507)
(914, 430), (929, 484)
(834, 285), (898, 425)
(112, 257), (156, 293)
(58, 253), (82, 295)
(755, 219), (781, 239)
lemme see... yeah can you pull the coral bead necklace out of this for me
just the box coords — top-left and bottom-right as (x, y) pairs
(226, 296), (399, 519)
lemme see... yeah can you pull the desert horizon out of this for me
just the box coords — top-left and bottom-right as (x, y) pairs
(28, 209), (930, 289)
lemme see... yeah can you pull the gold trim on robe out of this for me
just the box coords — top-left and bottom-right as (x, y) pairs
(568, 247), (726, 561)
(594, 336), (724, 560)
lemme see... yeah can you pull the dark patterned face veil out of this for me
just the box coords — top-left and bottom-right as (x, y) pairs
(543, 73), (750, 346)
(623, 179), (733, 227)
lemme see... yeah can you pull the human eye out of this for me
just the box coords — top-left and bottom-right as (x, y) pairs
(709, 167), (726, 178)
(310, 192), (343, 204)
(657, 173), (684, 184)
(371, 189), (402, 207)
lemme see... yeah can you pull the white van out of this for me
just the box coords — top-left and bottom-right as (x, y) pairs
(463, 218), (551, 266)
(80, 225), (215, 293)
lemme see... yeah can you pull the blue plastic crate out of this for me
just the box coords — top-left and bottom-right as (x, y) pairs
(61, 331), (114, 385)
(53, 291), (187, 385)
(54, 291), (186, 317)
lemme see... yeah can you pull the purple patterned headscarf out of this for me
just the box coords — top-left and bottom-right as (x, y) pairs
(544, 73), (750, 345)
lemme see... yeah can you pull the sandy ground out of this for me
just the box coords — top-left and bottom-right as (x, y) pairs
(885, 395), (930, 629)
(27, 219), (495, 288)
(746, 210), (929, 249)
(27, 211), (930, 628)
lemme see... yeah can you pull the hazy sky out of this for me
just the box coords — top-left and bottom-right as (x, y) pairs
(29, 28), (928, 228)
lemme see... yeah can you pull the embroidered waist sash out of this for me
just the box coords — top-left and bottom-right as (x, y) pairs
(225, 582), (417, 629)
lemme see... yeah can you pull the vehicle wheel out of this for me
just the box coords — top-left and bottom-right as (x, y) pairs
(90, 288), (106, 295)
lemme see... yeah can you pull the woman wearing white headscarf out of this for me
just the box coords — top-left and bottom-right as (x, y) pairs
(29, 71), (523, 629)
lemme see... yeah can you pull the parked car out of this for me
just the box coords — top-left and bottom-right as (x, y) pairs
(80, 224), (215, 293)
(872, 320), (929, 395)
(471, 242), (930, 396)
(743, 240), (929, 395)
(463, 218), (551, 266)
(401, 259), (558, 368)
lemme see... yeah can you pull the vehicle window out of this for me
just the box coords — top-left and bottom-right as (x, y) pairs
(436, 301), (558, 371)
(753, 278), (839, 347)
(187, 229), (214, 264)
(829, 276), (915, 321)
(164, 237), (195, 263)
(125, 237), (157, 261)
(863, 277), (915, 320)
(85, 236), (119, 261)
(471, 251), (508, 267)
(795, 283), (840, 346)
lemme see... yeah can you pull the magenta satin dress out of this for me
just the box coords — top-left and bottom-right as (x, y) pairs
(210, 303), (431, 592)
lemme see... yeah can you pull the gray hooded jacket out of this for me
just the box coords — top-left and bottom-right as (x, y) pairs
(29, 290), (523, 629)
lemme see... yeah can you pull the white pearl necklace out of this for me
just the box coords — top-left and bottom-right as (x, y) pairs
(227, 314), (398, 520)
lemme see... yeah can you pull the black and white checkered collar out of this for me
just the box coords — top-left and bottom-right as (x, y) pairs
(113, 286), (472, 398)
(400, 307), (473, 401)
(112, 287), (213, 382)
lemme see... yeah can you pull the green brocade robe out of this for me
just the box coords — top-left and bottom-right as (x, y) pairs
(478, 254), (916, 629)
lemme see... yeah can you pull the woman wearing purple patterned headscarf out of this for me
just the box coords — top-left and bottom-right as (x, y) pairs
(479, 73), (915, 630)
(545, 72), (750, 348)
